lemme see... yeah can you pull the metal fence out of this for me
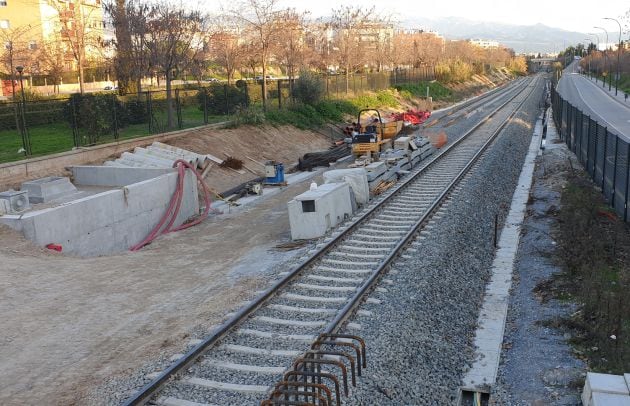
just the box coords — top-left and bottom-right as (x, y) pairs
(551, 85), (630, 222)
(0, 67), (434, 164)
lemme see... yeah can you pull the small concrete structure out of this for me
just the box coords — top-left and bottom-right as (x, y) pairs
(21, 176), (77, 203)
(288, 183), (352, 240)
(582, 372), (630, 406)
(0, 189), (30, 214)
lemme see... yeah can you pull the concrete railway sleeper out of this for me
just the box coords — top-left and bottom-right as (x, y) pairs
(121, 76), (539, 406)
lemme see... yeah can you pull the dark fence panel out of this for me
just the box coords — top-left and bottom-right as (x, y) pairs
(0, 67), (434, 164)
(551, 85), (630, 224)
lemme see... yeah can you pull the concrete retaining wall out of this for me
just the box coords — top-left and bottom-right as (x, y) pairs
(0, 170), (199, 256)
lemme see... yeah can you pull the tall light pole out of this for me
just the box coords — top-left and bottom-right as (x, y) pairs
(594, 26), (612, 91)
(604, 17), (622, 96)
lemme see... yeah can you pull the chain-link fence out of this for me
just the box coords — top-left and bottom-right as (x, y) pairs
(0, 67), (434, 164)
(551, 85), (630, 222)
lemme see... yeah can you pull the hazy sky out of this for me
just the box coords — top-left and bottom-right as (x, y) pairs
(278, 0), (629, 34)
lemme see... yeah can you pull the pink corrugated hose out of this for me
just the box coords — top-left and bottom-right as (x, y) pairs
(130, 159), (213, 251)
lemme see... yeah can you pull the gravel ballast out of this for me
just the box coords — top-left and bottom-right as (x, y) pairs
(341, 77), (544, 405)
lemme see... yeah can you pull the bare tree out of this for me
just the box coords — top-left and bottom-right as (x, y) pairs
(207, 16), (245, 85)
(232, 0), (284, 109)
(39, 37), (67, 94)
(275, 9), (310, 83)
(145, 2), (206, 129)
(46, 0), (104, 94)
(0, 25), (35, 98)
(328, 5), (374, 93)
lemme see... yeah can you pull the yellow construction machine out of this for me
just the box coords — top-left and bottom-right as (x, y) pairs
(351, 109), (403, 158)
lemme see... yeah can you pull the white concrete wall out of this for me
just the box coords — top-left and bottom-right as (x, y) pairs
(71, 166), (175, 187)
(0, 170), (199, 256)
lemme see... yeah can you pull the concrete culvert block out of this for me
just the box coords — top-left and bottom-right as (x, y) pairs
(21, 177), (77, 203)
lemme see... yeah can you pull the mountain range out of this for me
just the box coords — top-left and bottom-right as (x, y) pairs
(402, 17), (591, 54)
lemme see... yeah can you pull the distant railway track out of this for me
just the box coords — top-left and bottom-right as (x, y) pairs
(122, 75), (540, 406)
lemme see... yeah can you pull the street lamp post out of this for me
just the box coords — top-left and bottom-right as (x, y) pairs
(594, 26), (612, 91)
(15, 65), (31, 156)
(604, 17), (622, 96)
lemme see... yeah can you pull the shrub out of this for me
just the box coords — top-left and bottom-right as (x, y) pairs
(229, 106), (265, 127)
(198, 84), (248, 115)
(64, 93), (127, 144)
(293, 71), (325, 105)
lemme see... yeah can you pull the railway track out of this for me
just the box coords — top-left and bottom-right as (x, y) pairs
(122, 75), (540, 406)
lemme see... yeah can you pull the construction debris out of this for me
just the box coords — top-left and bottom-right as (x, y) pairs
(220, 156), (244, 170)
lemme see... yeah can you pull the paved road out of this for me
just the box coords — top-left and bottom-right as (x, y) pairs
(557, 62), (630, 141)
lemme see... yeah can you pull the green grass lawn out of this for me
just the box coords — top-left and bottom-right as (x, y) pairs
(0, 105), (228, 164)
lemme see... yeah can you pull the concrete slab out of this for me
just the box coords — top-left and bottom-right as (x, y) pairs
(591, 392), (630, 406)
(583, 372), (630, 405)
(70, 166), (174, 187)
(20, 177), (77, 203)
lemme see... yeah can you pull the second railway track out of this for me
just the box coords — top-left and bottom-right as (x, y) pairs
(122, 74), (541, 406)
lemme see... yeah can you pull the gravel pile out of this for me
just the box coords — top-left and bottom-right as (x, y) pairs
(341, 78), (544, 405)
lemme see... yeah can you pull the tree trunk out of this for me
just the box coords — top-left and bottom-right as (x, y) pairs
(261, 58), (267, 111)
(165, 71), (174, 129)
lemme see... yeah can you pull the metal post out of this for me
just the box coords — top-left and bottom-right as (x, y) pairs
(625, 144), (630, 222)
(602, 127), (608, 191)
(611, 136), (618, 207)
(202, 90), (208, 124)
(277, 80), (282, 109)
(112, 95), (119, 140)
(592, 119), (598, 182)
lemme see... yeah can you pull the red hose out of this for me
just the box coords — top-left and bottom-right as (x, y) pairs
(130, 159), (213, 251)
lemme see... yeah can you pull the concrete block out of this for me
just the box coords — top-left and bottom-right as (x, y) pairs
(71, 166), (174, 187)
(20, 176), (77, 203)
(583, 372), (630, 406)
(365, 161), (386, 181)
(288, 183), (352, 240)
(0, 190), (30, 213)
(591, 392), (630, 406)
(323, 168), (369, 205)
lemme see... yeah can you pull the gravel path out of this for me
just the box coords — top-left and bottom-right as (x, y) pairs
(490, 116), (585, 405)
(339, 77), (544, 405)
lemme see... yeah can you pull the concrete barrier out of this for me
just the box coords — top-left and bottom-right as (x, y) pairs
(0, 169), (199, 256)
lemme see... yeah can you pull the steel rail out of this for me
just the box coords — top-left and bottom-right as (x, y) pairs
(121, 76), (535, 406)
(325, 76), (540, 334)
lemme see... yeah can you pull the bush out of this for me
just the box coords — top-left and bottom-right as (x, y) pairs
(198, 84), (248, 115)
(229, 106), (265, 127)
(293, 71), (325, 105)
(124, 99), (149, 125)
(64, 93), (127, 144)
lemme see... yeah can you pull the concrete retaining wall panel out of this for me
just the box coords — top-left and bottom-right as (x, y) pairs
(0, 170), (199, 256)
